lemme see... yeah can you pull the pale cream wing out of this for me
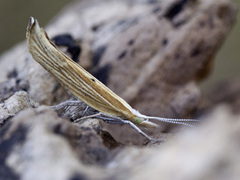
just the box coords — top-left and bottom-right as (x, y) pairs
(26, 17), (135, 120)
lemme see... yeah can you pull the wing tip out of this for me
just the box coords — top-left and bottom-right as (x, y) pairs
(27, 17), (35, 32)
(26, 17), (40, 39)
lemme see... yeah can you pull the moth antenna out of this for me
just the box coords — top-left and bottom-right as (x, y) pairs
(137, 113), (199, 127)
(139, 120), (159, 128)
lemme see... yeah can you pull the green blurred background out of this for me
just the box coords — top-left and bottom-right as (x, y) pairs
(0, 0), (239, 92)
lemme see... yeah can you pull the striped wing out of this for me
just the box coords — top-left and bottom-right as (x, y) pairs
(26, 17), (135, 120)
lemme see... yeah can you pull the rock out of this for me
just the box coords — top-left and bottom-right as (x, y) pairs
(0, 91), (38, 126)
(4, 91), (38, 114)
(0, 0), (238, 179)
(0, 0), (237, 119)
(111, 106), (240, 180)
(0, 107), (111, 180)
(1, 104), (240, 180)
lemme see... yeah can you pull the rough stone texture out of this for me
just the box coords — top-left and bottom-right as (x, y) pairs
(0, 0), (237, 118)
(0, 107), (110, 180)
(111, 106), (240, 180)
(1, 98), (240, 180)
(0, 91), (38, 127)
(0, 0), (238, 179)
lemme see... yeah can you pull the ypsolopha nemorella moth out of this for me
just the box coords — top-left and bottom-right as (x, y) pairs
(26, 17), (198, 141)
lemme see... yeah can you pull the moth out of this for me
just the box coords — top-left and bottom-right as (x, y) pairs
(26, 17), (197, 141)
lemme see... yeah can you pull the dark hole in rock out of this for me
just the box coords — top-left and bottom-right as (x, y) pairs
(52, 34), (81, 62)
(118, 50), (127, 60)
(164, 0), (188, 21)
(92, 64), (111, 85)
(191, 48), (201, 57)
(92, 46), (107, 67)
(91, 24), (102, 32)
(152, 7), (161, 14)
(67, 46), (81, 62)
(52, 34), (74, 47)
(217, 5), (230, 19)
(0, 124), (27, 180)
(128, 39), (135, 46)
(69, 173), (88, 180)
(162, 38), (168, 46)
(147, 0), (158, 4)
(7, 68), (18, 79)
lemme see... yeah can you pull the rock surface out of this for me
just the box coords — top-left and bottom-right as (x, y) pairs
(0, 0), (237, 118)
(0, 107), (108, 180)
(1, 98), (240, 180)
(112, 106), (240, 180)
(0, 91), (38, 127)
(0, 0), (238, 180)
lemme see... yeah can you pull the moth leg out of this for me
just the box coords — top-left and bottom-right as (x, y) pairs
(118, 119), (162, 142)
(96, 116), (124, 125)
(82, 106), (89, 116)
(93, 116), (160, 141)
(73, 112), (103, 123)
(51, 99), (84, 111)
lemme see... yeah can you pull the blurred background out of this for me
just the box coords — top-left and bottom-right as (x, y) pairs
(0, 0), (239, 92)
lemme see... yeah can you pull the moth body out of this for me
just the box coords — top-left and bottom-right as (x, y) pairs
(26, 17), (156, 127)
